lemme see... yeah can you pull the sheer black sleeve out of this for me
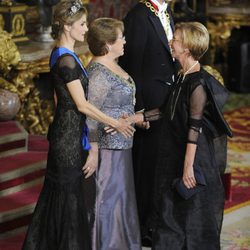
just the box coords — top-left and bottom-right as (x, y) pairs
(57, 55), (80, 85)
(142, 84), (171, 122)
(187, 83), (207, 144)
(143, 108), (162, 122)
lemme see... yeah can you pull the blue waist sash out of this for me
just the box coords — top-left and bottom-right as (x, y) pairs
(50, 47), (91, 151)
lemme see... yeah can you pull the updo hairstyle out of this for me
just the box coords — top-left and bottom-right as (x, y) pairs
(51, 0), (87, 40)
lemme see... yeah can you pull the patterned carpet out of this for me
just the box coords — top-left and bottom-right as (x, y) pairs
(221, 206), (250, 250)
(221, 93), (250, 250)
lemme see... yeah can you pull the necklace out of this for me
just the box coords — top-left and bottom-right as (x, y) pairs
(170, 61), (199, 120)
(182, 61), (198, 81)
(170, 74), (183, 120)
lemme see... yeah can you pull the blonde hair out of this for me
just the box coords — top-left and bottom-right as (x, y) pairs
(87, 17), (124, 56)
(175, 22), (209, 60)
(51, 0), (87, 40)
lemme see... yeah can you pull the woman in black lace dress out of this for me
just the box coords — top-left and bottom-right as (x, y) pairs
(129, 22), (232, 249)
(22, 1), (134, 250)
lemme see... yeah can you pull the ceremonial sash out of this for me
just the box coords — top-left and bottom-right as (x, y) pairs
(50, 47), (91, 151)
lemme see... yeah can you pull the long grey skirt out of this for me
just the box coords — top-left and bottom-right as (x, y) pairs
(93, 149), (141, 250)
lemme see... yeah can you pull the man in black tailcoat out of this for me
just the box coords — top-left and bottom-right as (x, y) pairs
(119, 0), (176, 247)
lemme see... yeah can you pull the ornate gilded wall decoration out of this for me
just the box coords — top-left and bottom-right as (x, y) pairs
(0, 28), (53, 135)
(0, 28), (93, 135)
(0, 2), (28, 42)
(207, 1), (250, 67)
(16, 59), (55, 135)
(12, 13), (25, 37)
(0, 0), (14, 6)
(0, 14), (4, 29)
(0, 28), (21, 75)
(0, 58), (55, 134)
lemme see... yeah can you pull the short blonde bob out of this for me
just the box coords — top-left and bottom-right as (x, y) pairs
(175, 22), (209, 60)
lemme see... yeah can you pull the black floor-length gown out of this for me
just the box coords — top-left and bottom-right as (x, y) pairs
(22, 52), (94, 250)
(149, 69), (232, 250)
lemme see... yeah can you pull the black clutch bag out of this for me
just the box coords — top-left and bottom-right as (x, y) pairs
(172, 165), (207, 200)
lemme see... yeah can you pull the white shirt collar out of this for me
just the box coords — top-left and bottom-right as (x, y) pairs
(150, 0), (168, 12)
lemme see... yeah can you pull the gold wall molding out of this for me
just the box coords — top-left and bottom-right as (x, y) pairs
(0, 3), (28, 42)
(0, 28), (20, 75)
(12, 13), (25, 36)
(0, 54), (54, 135)
(207, 4), (250, 66)
(208, 14), (250, 46)
(0, 14), (4, 29)
(0, 0), (91, 135)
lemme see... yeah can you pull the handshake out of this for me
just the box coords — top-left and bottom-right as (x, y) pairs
(105, 112), (150, 138)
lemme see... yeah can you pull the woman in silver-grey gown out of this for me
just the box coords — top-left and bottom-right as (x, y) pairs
(86, 18), (141, 250)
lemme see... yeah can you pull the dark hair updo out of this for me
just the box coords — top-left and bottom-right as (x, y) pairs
(51, 0), (87, 40)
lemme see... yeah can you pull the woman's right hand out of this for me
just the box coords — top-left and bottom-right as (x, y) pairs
(115, 118), (135, 138)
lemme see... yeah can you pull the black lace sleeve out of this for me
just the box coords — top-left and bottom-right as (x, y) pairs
(57, 54), (80, 85)
(187, 83), (207, 144)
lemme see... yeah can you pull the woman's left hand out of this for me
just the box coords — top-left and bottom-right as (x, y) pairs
(82, 142), (98, 178)
(104, 126), (117, 134)
(183, 144), (197, 188)
(182, 165), (196, 189)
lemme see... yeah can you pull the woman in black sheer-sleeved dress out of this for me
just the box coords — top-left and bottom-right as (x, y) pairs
(129, 22), (232, 250)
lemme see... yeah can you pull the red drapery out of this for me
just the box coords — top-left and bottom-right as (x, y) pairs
(88, 0), (137, 21)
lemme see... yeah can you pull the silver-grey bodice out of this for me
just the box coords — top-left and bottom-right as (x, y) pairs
(87, 62), (135, 149)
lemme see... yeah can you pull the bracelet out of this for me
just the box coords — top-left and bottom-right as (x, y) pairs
(142, 112), (147, 122)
